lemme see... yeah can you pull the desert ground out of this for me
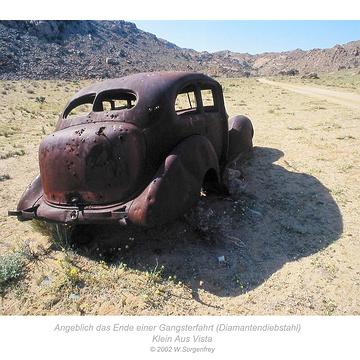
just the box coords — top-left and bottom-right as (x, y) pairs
(0, 71), (359, 315)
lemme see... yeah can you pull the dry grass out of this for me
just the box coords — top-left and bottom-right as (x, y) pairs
(0, 75), (359, 315)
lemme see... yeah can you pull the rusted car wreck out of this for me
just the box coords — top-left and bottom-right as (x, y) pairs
(9, 72), (253, 228)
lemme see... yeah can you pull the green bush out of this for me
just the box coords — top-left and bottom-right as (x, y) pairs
(0, 252), (25, 293)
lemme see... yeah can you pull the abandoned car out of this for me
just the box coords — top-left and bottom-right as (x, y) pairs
(9, 72), (254, 227)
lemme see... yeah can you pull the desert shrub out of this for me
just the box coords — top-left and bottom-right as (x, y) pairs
(146, 262), (165, 284)
(0, 149), (25, 160)
(0, 252), (25, 293)
(0, 174), (11, 181)
(35, 96), (46, 103)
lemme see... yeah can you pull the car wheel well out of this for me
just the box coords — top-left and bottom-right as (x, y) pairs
(202, 168), (221, 194)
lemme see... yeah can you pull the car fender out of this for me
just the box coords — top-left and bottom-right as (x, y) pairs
(128, 135), (220, 227)
(227, 115), (254, 164)
(8, 175), (44, 221)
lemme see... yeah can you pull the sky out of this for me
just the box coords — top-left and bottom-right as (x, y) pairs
(132, 21), (360, 54)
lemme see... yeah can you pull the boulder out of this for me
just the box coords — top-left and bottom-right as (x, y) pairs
(105, 57), (119, 65)
(279, 68), (299, 76)
(301, 72), (319, 79)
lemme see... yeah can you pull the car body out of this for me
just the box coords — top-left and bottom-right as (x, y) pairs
(9, 71), (253, 227)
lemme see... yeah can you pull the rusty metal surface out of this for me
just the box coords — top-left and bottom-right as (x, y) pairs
(227, 115), (254, 164)
(10, 71), (254, 227)
(128, 135), (220, 227)
(39, 122), (147, 205)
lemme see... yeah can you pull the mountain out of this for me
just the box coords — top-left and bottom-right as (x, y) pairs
(0, 20), (359, 80)
(246, 41), (360, 75)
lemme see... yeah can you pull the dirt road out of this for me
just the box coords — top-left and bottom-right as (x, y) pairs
(258, 78), (360, 110)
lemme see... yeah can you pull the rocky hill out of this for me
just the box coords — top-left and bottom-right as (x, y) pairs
(247, 41), (360, 75)
(0, 20), (359, 80)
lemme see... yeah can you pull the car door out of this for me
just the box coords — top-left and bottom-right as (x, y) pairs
(199, 84), (225, 160)
(173, 83), (204, 138)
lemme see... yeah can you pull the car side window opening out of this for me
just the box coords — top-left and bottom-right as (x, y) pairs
(200, 88), (217, 112)
(175, 85), (198, 114)
(94, 91), (137, 112)
(63, 94), (96, 119)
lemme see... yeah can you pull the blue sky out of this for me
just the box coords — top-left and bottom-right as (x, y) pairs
(132, 21), (360, 54)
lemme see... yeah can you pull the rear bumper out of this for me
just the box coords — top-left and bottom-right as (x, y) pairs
(8, 198), (132, 225)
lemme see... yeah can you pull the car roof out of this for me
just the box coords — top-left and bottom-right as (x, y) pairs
(66, 71), (219, 107)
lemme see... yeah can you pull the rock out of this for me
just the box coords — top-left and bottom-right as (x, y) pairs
(105, 57), (119, 65)
(69, 293), (80, 300)
(222, 168), (247, 195)
(40, 276), (51, 286)
(118, 49), (127, 57)
(301, 72), (319, 79)
(224, 168), (241, 182)
(279, 68), (299, 76)
(30, 20), (60, 39)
